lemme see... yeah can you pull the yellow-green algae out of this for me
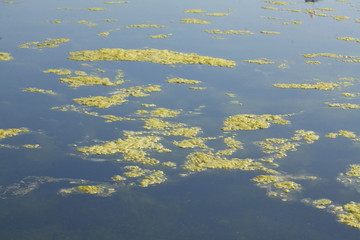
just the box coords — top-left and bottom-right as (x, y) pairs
(111, 175), (126, 181)
(76, 185), (111, 195)
(302, 53), (355, 59)
(313, 198), (333, 209)
(273, 82), (350, 90)
(326, 130), (357, 139)
(337, 37), (360, 43)
(150, 108), (181, 118)
(76, 20), (97, 27)
(260, 31), (281, 34)
(188, 87), (207, 90)
(0, 128), (29, 140)
(150, 34), (172, 39)
(184, 152), (262, 172)
(168, 127), (201, 138)
(77, 134), (170, 165)
(206, 13), (229, 17)
(265, 1), (293, 5)
(123, 166), (167, 187)
(243, 58), (275, 64)
(274, 181), (301, 192)
(180, 18), (211, 24)
(326, 103), (360, 109)
(173, 137), (214, 149)
(337, 201), (360, 229)
(125, 24), (165, 28)
(87, 8), (107, 11)
(68, 48), (236, 67)
(252, 175), (280, 184)
(59, 76), (124, 87)
(143, 118), (185, 130)
(304, 61), (321, 64)
(183, 9), (206, 13)
(22, 144), (40, 149)
(222, 114), (291, 131)
(43, 68), (72, 75)
(0, 52), (13, 61)
(22, 87), (57, 95)
(104, 1), (128, 3)
(19, 38), (70, 49)
(342, 92), (358, 97)
(73, 84), (160, 108)
(203, 29), (254, 35)
(167, 77), (202, 84)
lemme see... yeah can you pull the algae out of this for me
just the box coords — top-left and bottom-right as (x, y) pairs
(0, 128), (29, 140)
(243, 58), (275, 64)
(43, 68), (72, 75)
(273, 82), (349, 91)
(22, 87), (57, 95)
(222, 114), (291, 131)
(203, 29), (254, 35)
(68, 48), (236, 67)
(183, 9), (206, 13)
(326, 103), (360, 109)
(180, 18), (211, 24)
(0, 52), (13, 61)
(125, 24), (165, 28)
(167, 77), (201, 84)
(338, 201), (360, 229)
(150, 34), (172, 39)
(260, 31), (281, 34)
(59, 76), (123, 87)
(19, 38), (70, 49)
(150, 108), (181, 118)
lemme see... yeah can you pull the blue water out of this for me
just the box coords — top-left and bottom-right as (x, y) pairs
(1, 0), (360, 239)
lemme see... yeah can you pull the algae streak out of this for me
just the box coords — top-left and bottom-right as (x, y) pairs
(68, 48), (236, 67)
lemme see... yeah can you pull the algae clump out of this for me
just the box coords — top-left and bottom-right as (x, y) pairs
(77, 185), (107, 194)
(68, 48), (236, 67)
(22, 87), (57, 95)
(59, 76), (123, 87)
(222, 114), (291, 131)
(273, 82), (349, 90)
(180, 18), (211, 24)
(167, 77), (201, 84)
(338, 201), (360, 229)
(19, 38), (70, 49)
(0, 128), (29, 140)
(0, 52), (13, 61)
(243, 58), (275, 64)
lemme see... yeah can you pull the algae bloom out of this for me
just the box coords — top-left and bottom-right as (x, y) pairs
(68, 48), (236, 67)
(222, 114), (291, 131)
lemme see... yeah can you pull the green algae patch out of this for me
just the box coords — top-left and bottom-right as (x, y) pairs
(203, 29), (254, 35)
(112, 175), (126, 181)
(265, 1), (293, 5)
(68, 48), (236, 67)
(0, 52), (13, 61)
(167, 77), (202, 84)
(150, 34), (172, 39)
(260, 31), (281, 34)
(274, 181), (301, 192)
(273, 82), (350, 90)
(180, 18), (211, 24)
(222, 114), (291, 131)
(150, 108), (181, 118)
(22, 144), (40, 149)
(43, 68), (71, 75)
(73, 94), (128, 108)
(87, 8), (107, 11)
(302, 53), (355, 59)
(304, 61), (321, 64)
(184, 152), (262, 172)
(125, 24), (165, 28)
(19, 38), (70, 49)
(59, 76), (123, 87)
(169, 127), (201, 138)
(326, 103), (360, 109)
(0, 128), (29, 140)
(206, 13), (229, 16)
(76, 20), (97, 27)
(338, 201), (360, 229)
(77, 185), (108, 194)
(184, 9), (206, 13)
(337, 37), (360, 43)
(139, 170), (166, 187)
(252, 175), (280, 184)
(143, 118), (185, 130)
(243, 58), (275, 64)
(173, 138), (213, 149)
(77, 135), (170, 165)
(326, 130), (357, 139)
(313, 198), (332, 208)
(22, 87), (57, 95)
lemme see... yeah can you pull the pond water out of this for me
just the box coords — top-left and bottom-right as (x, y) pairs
(1, 0), (360, 239)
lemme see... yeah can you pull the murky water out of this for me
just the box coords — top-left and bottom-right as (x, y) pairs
(1, 0), (360, 239)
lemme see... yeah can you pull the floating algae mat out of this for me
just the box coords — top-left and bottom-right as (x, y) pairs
(68, 48), (236, 67)
(2, 0), (360, 239)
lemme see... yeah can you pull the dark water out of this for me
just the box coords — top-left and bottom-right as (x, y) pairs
(1, 0), (360, 239)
